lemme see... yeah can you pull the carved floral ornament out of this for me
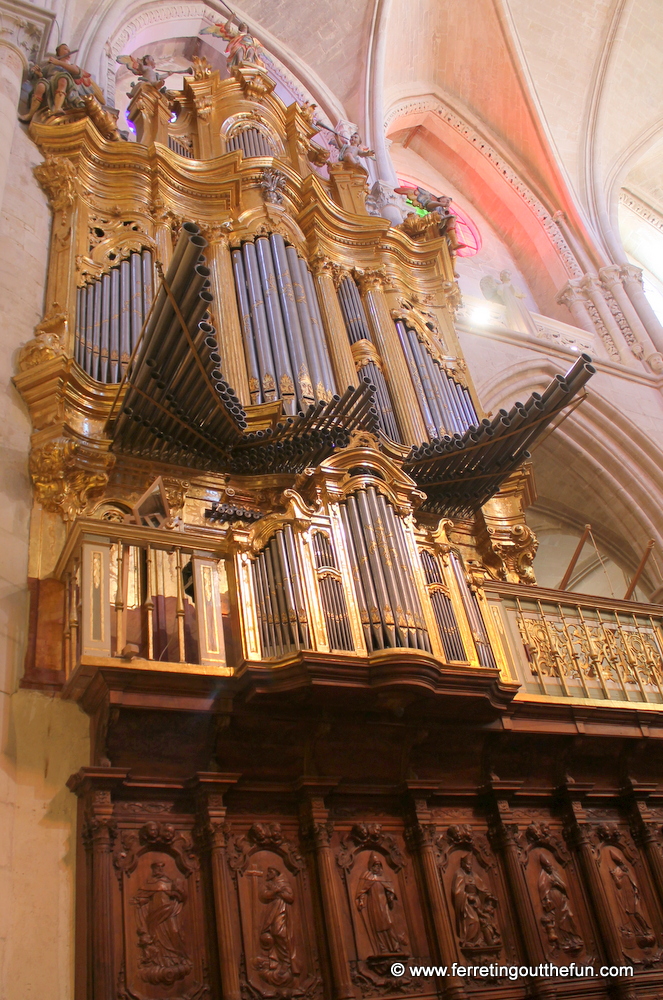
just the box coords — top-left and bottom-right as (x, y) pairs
(29, 439), (115, 521)
(33, 155), (77, 213)
(336, 823), (406, 873)
(225, 822), (306, 874)
(114, 820), (199, 878)
(17, 303), (67, 371)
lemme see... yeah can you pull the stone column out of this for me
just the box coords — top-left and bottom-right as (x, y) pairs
(556, 281), (598, 336)
(194, 774), (242, 1000)
(620, 263), (663, 355)
(202, 227), (251, 405)
(600, 266), (663, 372)
(406, 787), (466, 1000)
(0, 0), (53, 210)
(580, 274), (635, 366)
(357, 269), (427, 444)
(298, 780), (354, 1000)
(310, 257), (357, 391)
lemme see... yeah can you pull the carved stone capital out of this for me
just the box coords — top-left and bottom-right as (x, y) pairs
(197, 220), (234, 244)
(33, 155), (77, 213)
(598, 264), (624, 291)
(619, 263), (645, 289)
(556, 280), (587, 308)
(29, 438), (115, 521)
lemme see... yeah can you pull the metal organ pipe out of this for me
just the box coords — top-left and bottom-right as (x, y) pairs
(75, 248), (155, 384)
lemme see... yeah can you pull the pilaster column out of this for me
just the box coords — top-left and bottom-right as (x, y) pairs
(556, 280), (598, 336)
(150, 199), (174, 270)
(356, 269), (427, 444)
(580, 274), (635, 366)
(600, 266), (663, 372)
(623, 781), (663, 915)
(310, 256), (357, 391)
(0, 0), (53, 210)
(406, 786), (466, 999)
(194, 773), (242, 1000)
(34, 155), (79, 349)
(201, 226), (251, 405)
(127, 81), (170, 146)
(620, 263), (663, 356)
(487, 784), (557, 1000)
(297, 780), (354, 1000)
(562, 787), (637, 1000)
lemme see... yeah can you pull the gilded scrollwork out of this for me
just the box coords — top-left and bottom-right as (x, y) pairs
(29, 438), (115, 521)
(33, 154), (77, 212)
(17, 303), (67, 370)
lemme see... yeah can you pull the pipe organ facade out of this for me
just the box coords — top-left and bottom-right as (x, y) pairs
(12, 51), (663, 1000)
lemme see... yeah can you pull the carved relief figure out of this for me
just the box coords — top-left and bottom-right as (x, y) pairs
(538, 855), (583, 954)
(333, 132), (375, 174)
(131, 860), (192, 985)
(608, 851), (656, 949)
(355, 853), (406, 956)
(480, 271), (538, 336)
(452, 854), (501, 953)
(256, 866), (300, 987)
(20, 44), (103, 123)
(200, 19), (265, 69)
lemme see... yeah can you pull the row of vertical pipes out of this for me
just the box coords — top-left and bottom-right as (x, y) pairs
(311, 531), (354, 651)
(395, 319), (477, 437)
(232, 233), (337, 412)
(226, 127), (275, 158)
(75, 249), (154, 383)
(419, 550), (467, 661)
(252, 525), (310, 658)
(336, 275), (403, 442)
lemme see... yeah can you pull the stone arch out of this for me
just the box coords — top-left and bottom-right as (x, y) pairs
(477, 357), (663, 599)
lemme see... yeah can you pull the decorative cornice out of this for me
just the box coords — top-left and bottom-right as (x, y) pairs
(0, 0), (54, 66)
(620, 188), (663, 235)
(384, 95), (582, 278)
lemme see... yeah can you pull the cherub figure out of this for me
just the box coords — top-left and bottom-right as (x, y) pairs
(333, 132), (375, 174)
(19, 43), (102, 123)
(200, 19), (265, 70)
(394, 184), (463, 251)
(116, 54), (170, 90)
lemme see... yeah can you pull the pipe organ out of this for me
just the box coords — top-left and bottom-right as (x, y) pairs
(18, 53), (663, 1000)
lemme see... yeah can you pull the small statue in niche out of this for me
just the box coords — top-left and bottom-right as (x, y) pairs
(200, 19), (265, 70)
(117, 54), (170, 90)
(19, 43), (104, 123)
(255, 866), (300, 987)
(480, 270), (539, 336)
(608, 851), (656, 949)
(451, 854), (501, 953)
(131, 860), (192, 985)
(537, 855), (584, 954)
(355, 852), (407, 956)
(333, 132), (375, 175)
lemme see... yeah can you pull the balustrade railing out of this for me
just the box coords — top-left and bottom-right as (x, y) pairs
(55, 520), (228, 676)
(486, 582), (663, 705)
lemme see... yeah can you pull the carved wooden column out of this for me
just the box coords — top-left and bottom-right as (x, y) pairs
(561, 784), (637, 1000)
(310, 256), (357, 391)
(486, 782), (557, 1000)
(202, 226), (251, 405)
(406, 785), (466, 999)
(297, 779), (354, 1000)
(356, 269), (427, 444)
(622, 780), (663, 916)
(68, 767), (129, 1000)
(150, 198), (174, 270)
(34, 156), (80, 351)
(193, 773), (242, 1000)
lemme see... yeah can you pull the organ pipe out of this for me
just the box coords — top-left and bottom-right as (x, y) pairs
(75, 248), (155, 384)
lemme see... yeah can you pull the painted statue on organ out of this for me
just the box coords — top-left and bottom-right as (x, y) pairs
(333, 132), (376, 174)
(200, 19), (265, 69)
(20, 44), (103, 123)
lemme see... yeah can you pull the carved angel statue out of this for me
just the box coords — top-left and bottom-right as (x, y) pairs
(200, 18), (265, 70)
(116, 54), (170, 89)
(333, 132), (375, 174)
(480, 270), (538, 336)
(19, 43), (104, 123)
(394, 184), (462, 251)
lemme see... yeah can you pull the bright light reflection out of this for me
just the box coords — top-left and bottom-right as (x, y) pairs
(471, 306), (492, 325)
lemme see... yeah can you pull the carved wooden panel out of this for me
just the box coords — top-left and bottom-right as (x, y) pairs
(434, 814), (519, 971)
(333, 821), (433, 996)
(225, 821), (323, 999)
(516, 815), (599, 966)
(114, 819), (210, 1000)
(591, 818), (662, 967)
